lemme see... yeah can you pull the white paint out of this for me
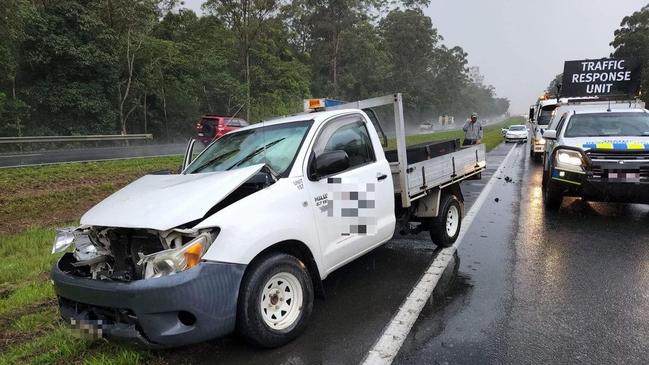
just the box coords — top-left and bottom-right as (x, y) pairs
(361, 144), (518, 365)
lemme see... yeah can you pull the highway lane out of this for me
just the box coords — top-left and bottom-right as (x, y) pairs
(0, 143), (186, 167)
(396, 143), (649, 364)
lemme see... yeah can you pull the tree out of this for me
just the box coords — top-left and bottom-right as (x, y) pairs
(546, 73), (562, 97)
(203, 0), (281, 121)
(19, 0), (118, 135)
(380, 8), (440, 112)
(284, 0), (383, 98)
(0, 0), (35, 136)
(611, 4), (649, 103)
(431, 45), (469, 115)
(93, 0), (161, 135)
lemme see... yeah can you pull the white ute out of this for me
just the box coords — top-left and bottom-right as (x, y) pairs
(50, 94), (486, 348)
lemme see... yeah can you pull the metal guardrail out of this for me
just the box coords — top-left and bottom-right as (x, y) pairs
(0, 134), (153, 144)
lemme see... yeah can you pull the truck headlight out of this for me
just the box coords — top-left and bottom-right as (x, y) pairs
(142, 233), (213, 279)
(556, 149), (583, 166)
(52, 227), (76, 254)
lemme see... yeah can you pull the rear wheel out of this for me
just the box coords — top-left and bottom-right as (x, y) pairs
(237, 253), (314, 348)
(430, 193), (462, 248)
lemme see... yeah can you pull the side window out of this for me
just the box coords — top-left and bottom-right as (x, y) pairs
(312, 116), (376, 171)
(555, 113), (568, 136)
(238, 119), (249, 127)
(226, 119), (241, 127)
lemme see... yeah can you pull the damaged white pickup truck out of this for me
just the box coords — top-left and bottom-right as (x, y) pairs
(51, 94), (485, 348)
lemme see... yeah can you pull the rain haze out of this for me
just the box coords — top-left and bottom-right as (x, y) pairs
(184, 0), (647, 114)
(423, 0), (647, 113)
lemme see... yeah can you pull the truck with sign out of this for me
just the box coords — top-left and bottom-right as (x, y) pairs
(528, 97), (560, 161)
(50, 94), (486, 348)
(540, 57), (646, 209)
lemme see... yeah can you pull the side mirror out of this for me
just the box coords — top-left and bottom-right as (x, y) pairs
(181, 138), (196, 171)
(529, 107), (535, 121)
(543, 130), (557, 140)
(311, 150), (349, 179)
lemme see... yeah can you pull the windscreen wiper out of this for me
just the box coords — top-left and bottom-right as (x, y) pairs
(193, 149), (240, 172)
(226, 138), (285, 170)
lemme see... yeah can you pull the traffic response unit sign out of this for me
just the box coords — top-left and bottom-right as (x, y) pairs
(560, 58), (642, 98)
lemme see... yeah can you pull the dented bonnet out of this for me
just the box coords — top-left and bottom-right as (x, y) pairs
(80, 164), (265, 231)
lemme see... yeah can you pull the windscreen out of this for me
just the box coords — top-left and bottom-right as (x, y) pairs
(185, 120), (313, 175)
(537, 106), (557, 125)
(509, 125), (526, 131)
(563, 112), (649, 138)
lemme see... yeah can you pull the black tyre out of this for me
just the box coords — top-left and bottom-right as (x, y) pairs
(429, 193), (462, 248)
(236, 253), (314, 348)
(543, 175), (563, 210)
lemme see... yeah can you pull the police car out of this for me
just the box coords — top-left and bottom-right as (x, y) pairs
(541, 101), (649, 209)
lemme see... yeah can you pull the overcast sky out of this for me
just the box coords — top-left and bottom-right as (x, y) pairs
(183, 0), (646, 113)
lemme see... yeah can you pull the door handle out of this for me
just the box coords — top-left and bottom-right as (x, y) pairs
(377, 173), (388, 181)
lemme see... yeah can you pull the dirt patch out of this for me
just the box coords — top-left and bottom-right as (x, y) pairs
(0, 298), (57, 330)
(0, 285), (15, 300)
(0, 173), (137, 201)
(0, 324), (53, 354)
(0, 182), (128, 235)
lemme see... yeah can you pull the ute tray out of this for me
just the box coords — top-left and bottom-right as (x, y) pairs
(384, 139), (460, 164)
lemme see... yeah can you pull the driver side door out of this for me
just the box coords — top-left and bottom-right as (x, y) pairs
(304, 114), (394, 273)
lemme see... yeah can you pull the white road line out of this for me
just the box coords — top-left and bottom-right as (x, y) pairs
(361, 144), (519, 365)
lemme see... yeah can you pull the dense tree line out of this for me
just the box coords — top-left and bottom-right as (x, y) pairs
(0, 0), (510, 140)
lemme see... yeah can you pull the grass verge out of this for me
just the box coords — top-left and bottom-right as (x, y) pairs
(0, 156), (182, 234)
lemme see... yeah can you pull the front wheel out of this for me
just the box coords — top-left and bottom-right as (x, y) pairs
(236, 253), (314, 348)
(429, 193), (463, 248)
(543, 173), (563, 210)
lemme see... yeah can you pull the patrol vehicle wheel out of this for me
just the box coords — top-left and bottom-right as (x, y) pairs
(430, 193), (462, 248)
(237, 253), (314, 348)
(543, 177), (563, 210)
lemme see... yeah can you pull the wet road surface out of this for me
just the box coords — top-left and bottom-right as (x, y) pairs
(396, 143), (649, 364)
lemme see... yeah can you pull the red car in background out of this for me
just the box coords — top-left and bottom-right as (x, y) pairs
(196, 115), (249, 145)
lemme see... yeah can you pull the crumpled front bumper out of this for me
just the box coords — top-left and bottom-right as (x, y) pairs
(52, 253), (245, 348)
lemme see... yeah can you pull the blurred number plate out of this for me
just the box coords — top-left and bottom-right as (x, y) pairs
(608, 171), (639, 182)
